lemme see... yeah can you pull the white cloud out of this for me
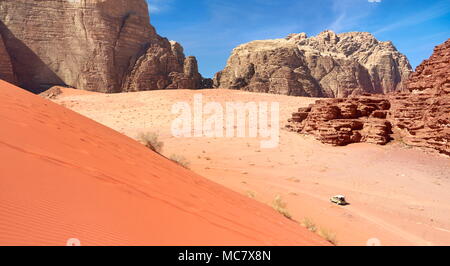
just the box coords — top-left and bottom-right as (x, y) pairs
(374, 1), (450, 34)
(147, 0), (172, 14)
(368, 0), (382, 3)
(326, 0), (375, 32)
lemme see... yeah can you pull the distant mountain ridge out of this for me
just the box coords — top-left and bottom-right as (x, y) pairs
(214, 30), (412, 98)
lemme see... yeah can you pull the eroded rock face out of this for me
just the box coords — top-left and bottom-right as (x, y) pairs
(215, 30), (412, 98)
(287, 39), (450, 155)
(0, 33), (15, 84)
(406, 38), (450, 94)
(286, 96), (393, 146)
(392, 38), (450, 154)
(0, 0), (205, 92)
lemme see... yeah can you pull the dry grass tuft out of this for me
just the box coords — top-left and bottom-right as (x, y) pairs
(318, 227), (338, 245)
(301, 217), (317, 233)
(138, 132), (164, 153)
(271, 195), (292, 219)
(246, 191), (256, 199)
(169, 154), (191, 169)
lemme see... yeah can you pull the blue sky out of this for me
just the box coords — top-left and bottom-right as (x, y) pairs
(147, 0), (450, 78)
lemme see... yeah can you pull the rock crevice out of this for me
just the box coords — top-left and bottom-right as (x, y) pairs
(0, 33), (15, 84)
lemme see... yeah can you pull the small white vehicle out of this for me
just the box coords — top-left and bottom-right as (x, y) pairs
(330, 195), (348, 206)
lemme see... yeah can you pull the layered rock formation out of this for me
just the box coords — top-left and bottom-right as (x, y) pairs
(0, 0), (207, 93)
(406, 38), (450, 94)
(393, 38), (450, 154)
(0, 33), (15, 83)
(287, 39), (450, 155)
(215, 31), (412, 98)
(286, 96), (393, 146)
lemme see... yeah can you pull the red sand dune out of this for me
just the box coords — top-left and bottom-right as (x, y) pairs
(0, 80), (328, 246)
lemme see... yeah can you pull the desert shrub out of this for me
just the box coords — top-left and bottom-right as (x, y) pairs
(301, 217), (317, 233)
(246, 191), (256, 199)
(271, 195), (292, 219)
(318, 227), (338, 245)
(138, 132), (164, 153)
(170, 154), (190, 169)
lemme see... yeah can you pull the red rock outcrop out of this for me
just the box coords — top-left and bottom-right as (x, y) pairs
(215, 31), (412, 97)
(286, 96), (393, 146)
(406, 38), (450, 94)
(0, 0), (206, 93)
(390, 38), (450, 154)
(0, 33), (15, 83)
(287, 39), (450, 155)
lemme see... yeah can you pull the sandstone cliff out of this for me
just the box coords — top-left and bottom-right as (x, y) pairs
(406, 38), (450, 94)
(0, 0), (206, 92)
(286, 39), (450, 155)
(0, 33), (15, 83)
(215, 30), (412, 98)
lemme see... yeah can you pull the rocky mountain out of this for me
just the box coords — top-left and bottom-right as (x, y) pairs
(286, 38), (450, 155)
(0, 0), (207, 93)
(214, 30), (412, 98)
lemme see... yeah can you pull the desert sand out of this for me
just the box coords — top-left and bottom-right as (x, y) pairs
(0, 80), (330, 246)
(51, 87), (450, 246)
